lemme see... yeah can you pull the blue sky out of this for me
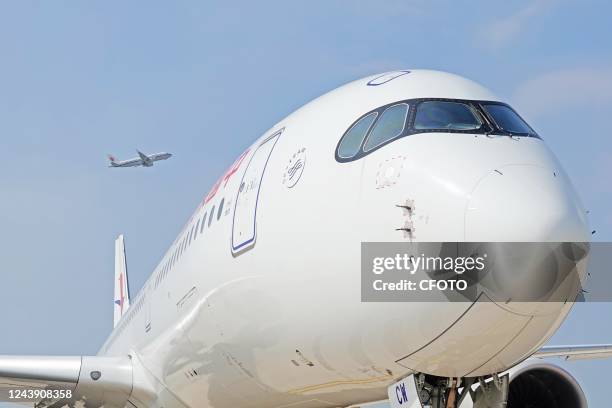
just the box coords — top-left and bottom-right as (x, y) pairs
(0, 1), (611, 406)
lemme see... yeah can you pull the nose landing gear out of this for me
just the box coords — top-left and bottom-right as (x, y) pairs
(472, 374), (509, 408)
(414, 373), (509, 408)
(414, 374), (459, 407)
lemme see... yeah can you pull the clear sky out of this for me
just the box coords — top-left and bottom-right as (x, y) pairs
(0, 1), (611, 407)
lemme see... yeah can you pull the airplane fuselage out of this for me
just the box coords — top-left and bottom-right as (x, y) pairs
(99, 70), (589, 408)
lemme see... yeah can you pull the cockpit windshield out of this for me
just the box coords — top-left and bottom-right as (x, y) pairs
(481, 103), (536, 136)
(414, 101), (482, 131)
(335, 98), (539, 163)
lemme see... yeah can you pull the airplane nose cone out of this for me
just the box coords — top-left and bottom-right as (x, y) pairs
(465, 165), (590, 242)
(465, 165), (590, 314)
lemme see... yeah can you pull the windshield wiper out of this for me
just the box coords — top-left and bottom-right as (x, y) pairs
(484, 124), (498, 137)
(497, 128), (532, 137)
(507, 130), (532, 137)
(486, 128), (512, 137)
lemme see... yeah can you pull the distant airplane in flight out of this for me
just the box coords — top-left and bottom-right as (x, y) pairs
(107, 150), (172, 168)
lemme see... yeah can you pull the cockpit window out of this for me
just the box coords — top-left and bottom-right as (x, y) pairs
(414, 101), (482, 131)
(482, 103), (535, 136)
(364, 103), (408, 152)
(335, 98), (540, 163)
(337, 112), (377, 158)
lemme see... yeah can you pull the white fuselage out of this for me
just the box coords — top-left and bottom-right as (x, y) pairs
(99, 70), (589, 408)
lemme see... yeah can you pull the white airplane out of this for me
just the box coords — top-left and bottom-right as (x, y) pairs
(108, 150), (172, 167)
(1, 70), (611, 408)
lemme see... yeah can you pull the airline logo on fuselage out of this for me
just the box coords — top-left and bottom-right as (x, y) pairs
(204, 149), (250, 204)
(283, 147), (306, 188)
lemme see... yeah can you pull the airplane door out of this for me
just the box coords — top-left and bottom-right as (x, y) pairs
(231, 128), (283, 255)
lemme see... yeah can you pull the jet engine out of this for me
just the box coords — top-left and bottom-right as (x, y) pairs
(506, 362), (587, 408)
(410, 362), (588, 407)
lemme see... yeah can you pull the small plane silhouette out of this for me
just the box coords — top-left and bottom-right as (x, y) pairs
(107, 150), (172, 168)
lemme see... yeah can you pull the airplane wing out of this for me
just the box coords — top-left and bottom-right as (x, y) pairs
(0, 355), (134, 407)
(533, 344), (612, 361)
(136, 150), (150, 162)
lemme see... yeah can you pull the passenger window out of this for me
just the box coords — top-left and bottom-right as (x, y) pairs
(337, 112), (377, 158)
(414, 101), (481, 131)
(208, 205), (215, 227)
(363, 103), (408, 151)
(194, 219), (200, 240)
(217, 198), (225, 220)
(200, 213), (207, 233)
